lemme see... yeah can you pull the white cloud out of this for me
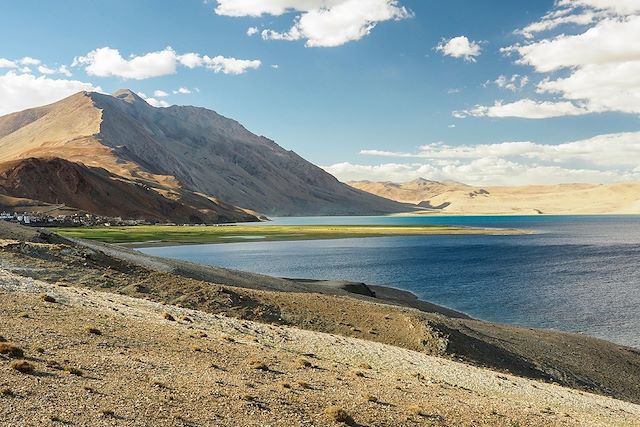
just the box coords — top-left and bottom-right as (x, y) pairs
(461, 99), (589, 119)
(173, 87), (191, 94)
(203, 56), (262, 74)
(176, 52), (202, 69)
(507, 16), (640, 73)
(74, 47), (178, 80)
(37, 65), (56, 75)
(176, 53), (261, 74)
(136, 92), (171, 108)
(153, 90), (169, 97)
(73, 47), (261, 79)
(0, 70), (100, 115)
(489, 4), (640, 118)
(324, 160), (636, 186)
(19, 57), (41, 66)
(215, 0), (412, 48)
(493, 74), (529, 92)
(436, 36), (482, 62)
(0, 59), (17, 69)
(247, 26), (259, 36)
(324, 132), (640, 185)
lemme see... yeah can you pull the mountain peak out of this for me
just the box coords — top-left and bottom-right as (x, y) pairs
(111, 89), (145, 104)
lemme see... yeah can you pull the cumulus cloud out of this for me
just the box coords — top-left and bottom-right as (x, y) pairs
(153, 90), (169, 97)
(0, 70), (100, 115)
(481, 2), (640, 118)
(214, 0), (412, 47)
(136, 92), (171, 108)
(246, 26), (259, 36)
(0, 58), (18, 68)
(324, 132), (640, 185)
(73, 47), (261, 79)
(456, 99), (589, 119)
(173, 87), (192, 94)
(436, 36), (482, 62)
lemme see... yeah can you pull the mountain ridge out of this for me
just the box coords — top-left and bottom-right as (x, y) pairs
(0, 90), (410, 218)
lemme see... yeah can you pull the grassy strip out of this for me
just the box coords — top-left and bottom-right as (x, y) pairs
(53, 224), (514, 245)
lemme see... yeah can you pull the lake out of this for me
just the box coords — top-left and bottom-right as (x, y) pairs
(139, 215), (640, 349)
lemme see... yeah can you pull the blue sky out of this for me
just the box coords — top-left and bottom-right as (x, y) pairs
(1, 0), (639, 185)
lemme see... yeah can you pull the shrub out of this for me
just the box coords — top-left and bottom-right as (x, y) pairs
(324, 406), (353, 423)
(86, 327), (102, 335)
(10, 360), (34, 374)
(0, 343), (24, 358)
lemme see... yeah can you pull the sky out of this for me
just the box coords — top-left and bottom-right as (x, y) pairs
(1, 0), (639, 186)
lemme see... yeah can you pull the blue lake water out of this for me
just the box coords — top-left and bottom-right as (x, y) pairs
(139, 215), (640, 349)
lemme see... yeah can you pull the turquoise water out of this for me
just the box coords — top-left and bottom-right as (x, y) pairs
(139, 215), (640, 348)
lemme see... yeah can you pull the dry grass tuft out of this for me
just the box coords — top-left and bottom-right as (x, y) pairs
(365, 394), (378, 403)
(180, 315), (193, 323)
(101, 409), (115, 418)
(352, 370), (366, 378)
(162, 312), (175, 321)
(359, 363), (372, 370)
(85, 327), (102, 335)
(40, 293), (56, 303)
(295, 357), (313, 368)
(296, 380), (311, 389)
(407, 405), (427, 417)
(0, 336), (6, 342)
(0, 343), (24, 358)
(1, 388), (14, 397)
(249, 360), (269, 371)
(64, 366), (83, 376)
(220, 335), (235, 343)
(10, 360), (35, 374)
(324, 406), (353, 423)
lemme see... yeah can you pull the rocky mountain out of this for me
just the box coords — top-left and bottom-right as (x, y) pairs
(0, 157), (259, 223)
(0, 90), (409, 218)
(349, 178), (640, 215)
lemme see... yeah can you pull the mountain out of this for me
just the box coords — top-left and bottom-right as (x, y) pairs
(0, 157), (259, 223)
(0, 89), (409, 217)
(349, 179), (640, 214)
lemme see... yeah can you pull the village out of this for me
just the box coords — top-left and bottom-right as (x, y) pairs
(0, 211), (152, 227)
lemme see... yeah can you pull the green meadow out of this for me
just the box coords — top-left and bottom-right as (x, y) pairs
(53, 224), (515, 246)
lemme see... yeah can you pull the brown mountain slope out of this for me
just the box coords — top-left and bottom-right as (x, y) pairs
(0, 157), (259, 223)
(349, 179), (640, 214)
(0, 90), (410, 216)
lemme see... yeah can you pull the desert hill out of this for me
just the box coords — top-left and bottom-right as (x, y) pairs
(0, 90), (410, 217)
(0, 157), (258, 223)
(349, 178), (640, 215)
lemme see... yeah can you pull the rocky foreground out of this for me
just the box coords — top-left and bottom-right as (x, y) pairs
(1, 221), (639, 426)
